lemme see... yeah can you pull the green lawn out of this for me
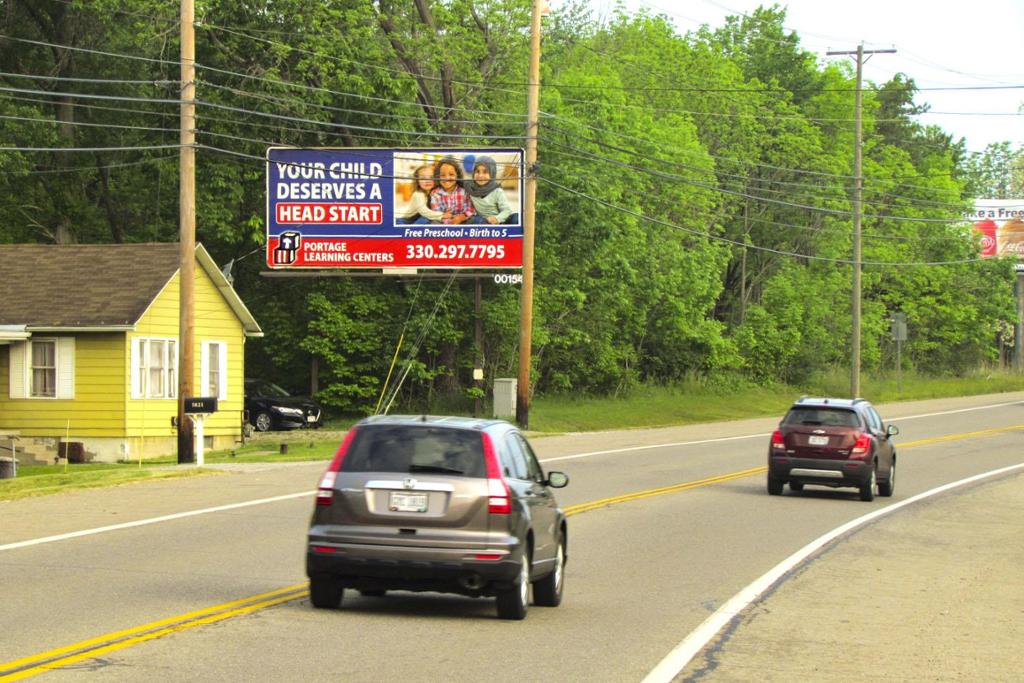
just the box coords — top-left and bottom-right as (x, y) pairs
(3, 369), (1022, 502)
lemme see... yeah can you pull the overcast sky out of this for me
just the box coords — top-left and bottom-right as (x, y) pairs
(582, 0), (1024, 153)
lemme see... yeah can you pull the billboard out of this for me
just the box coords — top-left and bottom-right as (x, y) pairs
(968, 199), (1024, 259)
(266, 148), (524, 269)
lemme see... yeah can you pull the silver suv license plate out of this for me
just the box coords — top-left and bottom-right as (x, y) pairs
(390, 492), (428, 512)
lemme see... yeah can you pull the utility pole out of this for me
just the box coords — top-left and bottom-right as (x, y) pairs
(516, 0), (543, 429)
(827, 44), (895, 399)
(177, 0), (196, 464)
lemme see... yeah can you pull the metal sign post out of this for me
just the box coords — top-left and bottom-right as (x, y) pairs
(184, 397), (218, 466)
(891, 312), (907, 393)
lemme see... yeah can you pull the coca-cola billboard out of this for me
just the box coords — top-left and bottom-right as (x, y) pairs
(968, 199), (1024, 259)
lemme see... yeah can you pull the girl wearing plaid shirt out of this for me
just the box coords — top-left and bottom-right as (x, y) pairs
(429, 157), (475, 225)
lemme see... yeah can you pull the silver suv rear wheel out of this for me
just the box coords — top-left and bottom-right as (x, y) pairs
(496, 552), (530, 620)
(533, 539), (565, 607)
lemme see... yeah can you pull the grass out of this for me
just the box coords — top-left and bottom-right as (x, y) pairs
(0, 464), (216, 502)
(3, 369), (1022, 502)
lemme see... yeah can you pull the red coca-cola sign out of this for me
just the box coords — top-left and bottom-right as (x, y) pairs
(973, 220), (997, 257)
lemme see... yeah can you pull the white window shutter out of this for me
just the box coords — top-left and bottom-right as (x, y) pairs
(130, 338), (142, 399)
(8, 341), (27, 399)
(218, 342), (228, 400)
(200, 342), (210, 396)
(56, 337), (75, 399)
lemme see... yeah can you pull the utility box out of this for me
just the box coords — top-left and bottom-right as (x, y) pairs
(493, 378), (517, 419)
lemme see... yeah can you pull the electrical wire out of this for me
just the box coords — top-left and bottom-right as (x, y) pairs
(380, 272), (460, 416)
(537, 175), (983, 267)
(539, 135), (969, 223)
(540, 136), (973, 216)
(198, 80), (526, 128)
(0, 154), (177, 175)
(0, 34), (179, 66)
(0, 112), (178, 135)
(198, 23), (524, 98)
(195, 63), (528, 120)
(0, 144), (184, 153)
(0, 71), (176, 87)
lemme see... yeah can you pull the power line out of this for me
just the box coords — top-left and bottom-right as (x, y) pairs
(198, 22), (524, 97)
(0, 144), (184, 153)
(0, 85), (180, 106)
(537, 175), (982, 267)
(0, 71), (177, 87)
(0, 154), (178, 175)
(198, 80), (526, 128)
(195, 63), (527, 119)
(0, 34), (179, 66)
(0, 112), (178, 135)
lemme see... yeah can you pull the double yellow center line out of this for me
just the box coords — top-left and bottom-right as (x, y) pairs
(3, 422), (1021, 680)
(0, 584), (309, 681)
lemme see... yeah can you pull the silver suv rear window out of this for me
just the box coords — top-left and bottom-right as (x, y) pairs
(341, 426), (487, 477)
(784, 408), (861, 428)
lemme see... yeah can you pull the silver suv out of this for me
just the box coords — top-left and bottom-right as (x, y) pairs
(306, 415), (569, 620)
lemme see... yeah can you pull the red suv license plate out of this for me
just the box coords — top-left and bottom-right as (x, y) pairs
(808, 435), (829, 446)
(389, 492), (428, 512)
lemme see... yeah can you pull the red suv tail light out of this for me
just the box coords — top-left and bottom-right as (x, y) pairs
(481, 432), (511, 515)
(316, 427), (359, 507)
(770, 430), (785, 449)
(850, 432), (871, 458)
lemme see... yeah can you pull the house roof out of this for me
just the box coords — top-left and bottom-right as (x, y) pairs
(0, 243), (262, 336)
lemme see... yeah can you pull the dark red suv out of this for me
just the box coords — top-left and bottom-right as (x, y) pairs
(767, 398), (898, 501)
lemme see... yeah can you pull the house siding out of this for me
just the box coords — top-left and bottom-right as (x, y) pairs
(0, 333), (125, 436)
(126, 268), (246, 439)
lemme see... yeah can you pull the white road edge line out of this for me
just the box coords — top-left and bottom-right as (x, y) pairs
(539, 399), (1022, 463)
(3, 400), (1019, 552)
(641, 462), (1024, 683)
(0, 491), (313, 552)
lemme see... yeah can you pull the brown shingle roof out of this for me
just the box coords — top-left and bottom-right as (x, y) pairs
(0, 243), (181, 327)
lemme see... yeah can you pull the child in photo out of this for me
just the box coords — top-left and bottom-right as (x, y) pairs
(429, 156), (475, 225)
(466, 155), (518, 225)
(398, 164), (444, 224)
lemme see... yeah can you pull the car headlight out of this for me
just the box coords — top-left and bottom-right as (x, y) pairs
(273, 406), (304, 416)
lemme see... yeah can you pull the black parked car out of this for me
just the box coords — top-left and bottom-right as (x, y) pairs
(244, 379), (323, 432)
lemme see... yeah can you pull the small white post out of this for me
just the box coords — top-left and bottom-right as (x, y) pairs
(195, 414), (204, 466)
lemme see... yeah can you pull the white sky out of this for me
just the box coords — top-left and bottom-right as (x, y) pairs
(583, 0), (1024, 153)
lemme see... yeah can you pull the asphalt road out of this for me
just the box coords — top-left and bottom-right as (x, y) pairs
(1, 392), (1022, 681)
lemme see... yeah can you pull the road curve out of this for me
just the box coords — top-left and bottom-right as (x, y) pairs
(0, 392), (1021, 681)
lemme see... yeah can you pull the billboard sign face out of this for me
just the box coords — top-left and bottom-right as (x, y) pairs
(968, 199), (1024, 259)
(266, 148), (524, 269)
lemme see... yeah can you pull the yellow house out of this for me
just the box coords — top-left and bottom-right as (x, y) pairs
(0, 243), (262, 464)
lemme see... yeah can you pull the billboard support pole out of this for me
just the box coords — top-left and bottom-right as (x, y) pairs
(177, 0), (196, 464)
(1016, 271), (1024, 371)
(517, 0), (543, 429)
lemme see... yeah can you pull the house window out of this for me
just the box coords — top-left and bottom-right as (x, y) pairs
(133, 338), (177, 399)
(30, 340), (56, 397)
(202, 341), (228, 400)
(7, 338), (74, 400)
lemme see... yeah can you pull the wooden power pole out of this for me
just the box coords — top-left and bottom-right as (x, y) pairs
(177, 0), (196, 463)
(516, 0), (543, 429)
(827, 44), (895, 399)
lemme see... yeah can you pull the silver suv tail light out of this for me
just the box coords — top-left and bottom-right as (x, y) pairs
(481, 432), (510, 514)
(316, 428), (359, 507)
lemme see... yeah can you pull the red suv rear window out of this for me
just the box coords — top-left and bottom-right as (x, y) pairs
(784, 408), (861, 428)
